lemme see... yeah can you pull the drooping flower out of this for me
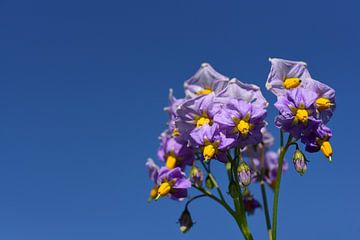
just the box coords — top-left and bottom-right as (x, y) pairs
(308, 79), (336, 124)
(251, 151), (288, 189)
(176, 93), (221, 139)
(243, 190), (261, 215)
(301, 124), (333, 161)
(178, 207), (194, 233)
(157, 132), (194, 169)
(156, 167), (191, 201)
(190, 123), (234, 162)
(214, 99), (267, 148)
(184, 63), (229, 99)
(274, 88), (321, 139)
(266, 58), (313, 96)
(216, 78), (268, 109)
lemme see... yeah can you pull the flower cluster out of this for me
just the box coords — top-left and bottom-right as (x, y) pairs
(147, 63), (268, 201)
(145, 59), (336, 236)
(267, 58), (336, 163)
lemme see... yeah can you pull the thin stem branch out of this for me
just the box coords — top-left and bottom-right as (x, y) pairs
(200, 160), (226, 203)
(260, 181), (272, 240)
(259, 145), (272, 240)
(229, 151), (254, 240)
(185, 194), (208, 209)
(271, 134), (293, 240)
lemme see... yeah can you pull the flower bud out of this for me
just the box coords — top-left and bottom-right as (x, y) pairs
(205, 175), (215, 189)
(190, 165), (203, 187)
(293, 149), (307, 176)
(237, 162), (251, 187)
(228, 180), (240, 198)
(178, 208), (193, 233)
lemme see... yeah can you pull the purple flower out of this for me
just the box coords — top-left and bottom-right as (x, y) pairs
(243, 191), (261, 215)
(164, 89), (185, 137)
(301, 124), (333, 161)
(274, 88), (321, 139)
(216, 78), (268, 109)
(266, 58), (313, 96)
(146, 158), (159, 182)
(251, 151), (288, 189)
(184, 63), (229, 99)
(214, 99), (267, 148)
(176, 93), (220, 139)
(308, 79), (336, 123)
(157, 132), (194, 169)
(190, 123), (234, 162)
(145, 158), (160, 201)
(156, 167), (191, 201)
(261, 127), (275, 148)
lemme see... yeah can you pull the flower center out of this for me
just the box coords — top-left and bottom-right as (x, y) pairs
(237, 120), (250, 137)
(171, 128), (180, 137)
(283, 77), (301, 89)
(197, 88), (213, 95)
(156, 179), (176, 199)
(295, 109), (308, 123)
(166, 155), (177, 169)
(315, 97), (334, 110)
(196, 116), (211, 128)
(203, 144), (217, 161)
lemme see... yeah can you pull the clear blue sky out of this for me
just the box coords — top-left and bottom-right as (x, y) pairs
(0, 0), (359, 239)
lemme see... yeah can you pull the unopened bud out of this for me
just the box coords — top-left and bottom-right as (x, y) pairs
(205, 175), (215, 189)
(237, 162), (251, 187)
(228, 180), (240, 198)
(293, 149), (307, 176)
(178, 208), (194, 233)
(190, 166), (203, 187)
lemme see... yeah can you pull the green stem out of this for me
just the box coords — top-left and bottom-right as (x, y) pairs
(259, 145), (272, 239)
(200, 160), (226, 203)
(260, 181), (272, 240)
(228, 152), (254, 240)
(185, 194), (208, 209)
(271, 134), (292, 240)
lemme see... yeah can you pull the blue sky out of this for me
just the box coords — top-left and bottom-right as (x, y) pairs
(0, 0), (359, 239)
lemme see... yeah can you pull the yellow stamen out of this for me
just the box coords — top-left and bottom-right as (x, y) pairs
(166, 155), (177, 169)
(156, 182), (172, 199)
(295, 109), (308, 124)
(172, 128), (180, 137)
(237, 120), (250, 137)
(320, 141), (333, 159)
(197, 88), (213, 95)
(283, 77), (301, 89)
(196, 116), (211, 128)
(149, 186), (159, 199)
(316, 98), (334, 110)
(203, 144), (216, 161)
